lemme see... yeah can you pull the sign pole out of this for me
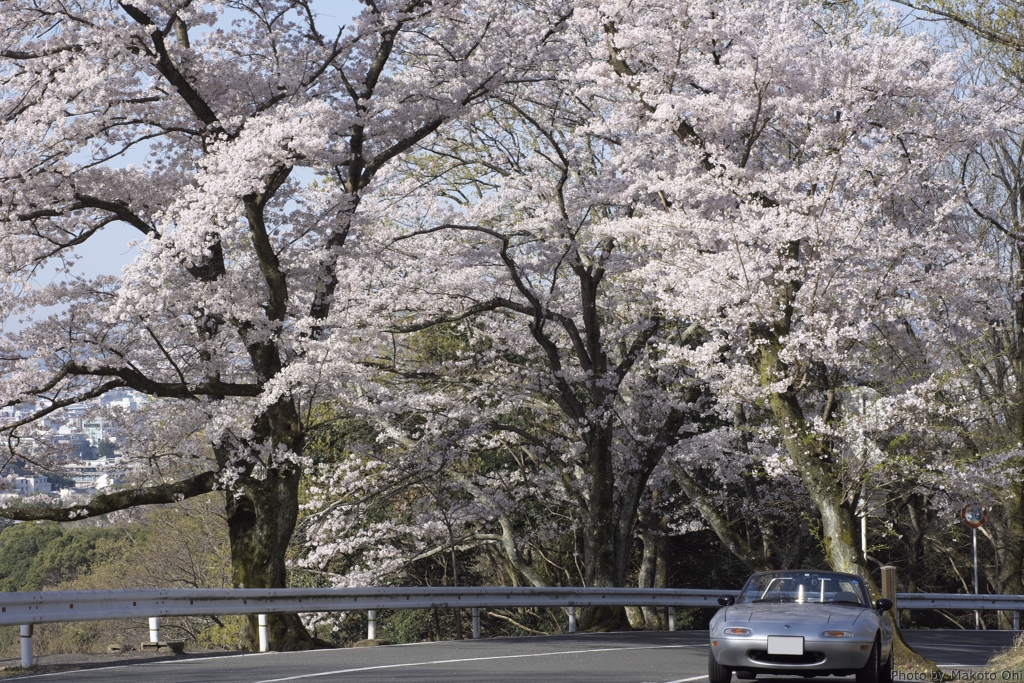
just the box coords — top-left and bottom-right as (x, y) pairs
(962, 503), (986, 630)
(974, 526), (979, 630)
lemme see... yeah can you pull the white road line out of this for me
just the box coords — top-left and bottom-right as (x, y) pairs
(0, 651), (279, 680)
(253, 644), (707, 682)
(660, 676), (710, 683)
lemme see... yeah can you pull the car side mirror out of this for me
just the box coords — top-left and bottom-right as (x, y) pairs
(873, 598), (893, 612)
(718, 595), (736, 606)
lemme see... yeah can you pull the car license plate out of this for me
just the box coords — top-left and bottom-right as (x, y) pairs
(767, 636), (804, 655)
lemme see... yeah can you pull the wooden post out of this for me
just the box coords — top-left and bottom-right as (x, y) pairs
(880, 565), (897, 611)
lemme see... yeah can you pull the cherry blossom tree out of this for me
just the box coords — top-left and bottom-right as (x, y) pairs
(301, 4), (841, 626)
(928, 32), (1024, 622)
(0, 0), (569, 649)
(0, 0), (1009, 652)
(297, 69), (717, 629)
(586, 0), (1005, 581)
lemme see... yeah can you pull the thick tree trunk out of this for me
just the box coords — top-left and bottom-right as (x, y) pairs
(765, 389), (868, 579)
(226, 467), (323, 650)
(219, 397), (326, 651)
(997, 484), (1024, 628)
(580, 428), (632, 630)
(583, 427), (619, 590)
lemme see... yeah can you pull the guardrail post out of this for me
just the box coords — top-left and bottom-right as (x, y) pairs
(1015, 611), (1020, 631)
(472, 608), (481, 638)
(880, 566), (897, 612)
(20, 624), (32, 667)
(367, 610), (377, 641)
(258, 614), (269, 652)
(668, 607), (675, 632)
(568, 606), (576, 633)
(148, 617), (160, 643)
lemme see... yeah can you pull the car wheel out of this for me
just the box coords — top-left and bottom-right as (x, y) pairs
(880, 644), (893, 683)
(735, 670), (757, 680)
(708, 649), (733, 683)
(855, 638), (881, 683)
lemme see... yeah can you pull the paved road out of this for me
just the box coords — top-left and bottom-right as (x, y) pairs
(4, 630), (1015, 683)
(902, 630), (1016, 668)
(6, 632), (709, 683)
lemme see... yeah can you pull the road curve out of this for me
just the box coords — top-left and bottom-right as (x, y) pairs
(2, 629), (1013, 683)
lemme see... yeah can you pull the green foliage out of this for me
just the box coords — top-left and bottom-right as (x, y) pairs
(43, 473), (75, 490)
(303, 409), (379, 466)
(379, 608), (438, 644)
(0, 495), (246, 657)
(0, 521), (126, 592)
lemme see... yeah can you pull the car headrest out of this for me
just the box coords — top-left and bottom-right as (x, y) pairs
(832, 591), (861, 605)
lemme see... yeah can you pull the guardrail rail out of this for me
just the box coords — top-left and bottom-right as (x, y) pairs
(1, 586), (1018, 667)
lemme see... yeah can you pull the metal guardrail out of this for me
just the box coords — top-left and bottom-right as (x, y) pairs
(0, 586), (734, 666)
(1, 586), (1020, 668)
(0, 586), (733, 628)
(896, 593), (1024, 611)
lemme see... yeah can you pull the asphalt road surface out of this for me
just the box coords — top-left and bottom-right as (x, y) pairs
(902, 630), (1016, 667)
(3, 630), (1015, 683)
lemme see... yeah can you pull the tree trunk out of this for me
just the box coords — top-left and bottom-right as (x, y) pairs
(997, 483), (1024, 628)
(627, 531), (657, 628)
(583, 427), (619, 590)
(227, 467), (323, 650)
(223, 398), (323, 650)
(642, 528), (668, 630)
(764, 388), (868, 580)
(579, 428), (631, 630)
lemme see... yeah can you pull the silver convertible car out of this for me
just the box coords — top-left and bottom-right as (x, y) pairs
(709, 570), (894, 683)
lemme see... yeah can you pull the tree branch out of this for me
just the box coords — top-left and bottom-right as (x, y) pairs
(386, 297), (533, 333)
(0, 471), (218, 521)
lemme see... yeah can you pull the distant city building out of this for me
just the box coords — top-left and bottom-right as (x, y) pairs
(100, 389), (143, 411)
(65, 458), (124, 491)
(83, 419), (104, 446)
(0, 474), (53, 499)
(0, 390), (141, 489)
(14, 475), (52, 495)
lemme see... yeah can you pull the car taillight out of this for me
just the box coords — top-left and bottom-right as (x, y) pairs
(724, 628), (752, 635)
(821, 630), (854, 637)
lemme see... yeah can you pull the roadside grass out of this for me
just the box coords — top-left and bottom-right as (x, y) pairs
(987, 633), (1024, 674)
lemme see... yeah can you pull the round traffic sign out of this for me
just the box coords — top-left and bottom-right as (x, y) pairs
(961, 504), (987, 528)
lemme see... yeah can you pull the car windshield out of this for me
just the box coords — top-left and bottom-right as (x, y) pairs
(736, 572), (868, 606)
